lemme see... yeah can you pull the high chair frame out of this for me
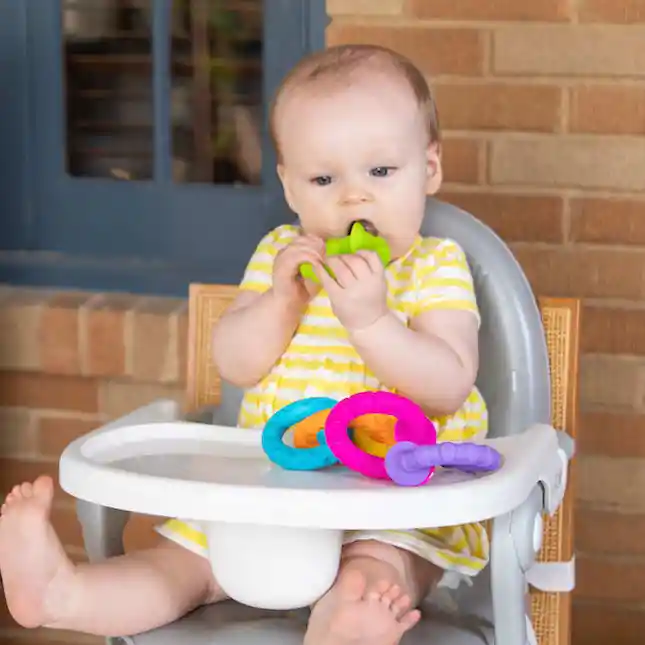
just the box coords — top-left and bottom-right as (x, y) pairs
(72, 199), (579, 645)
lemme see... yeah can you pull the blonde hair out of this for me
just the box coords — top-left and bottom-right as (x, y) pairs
(269, 44), (441, 158)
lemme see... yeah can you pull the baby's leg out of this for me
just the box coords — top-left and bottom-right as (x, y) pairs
(305, 539), (442, 645)
(0, 476), (226, 637)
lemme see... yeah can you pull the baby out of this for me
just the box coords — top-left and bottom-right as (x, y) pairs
(0, 44), (489, 645)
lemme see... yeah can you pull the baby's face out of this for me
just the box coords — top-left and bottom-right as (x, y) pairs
(275, 74), (441, 258)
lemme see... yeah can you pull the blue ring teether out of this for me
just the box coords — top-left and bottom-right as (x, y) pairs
(262, 397), (339, 471)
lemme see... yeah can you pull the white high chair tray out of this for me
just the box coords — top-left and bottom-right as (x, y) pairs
(60, 420), (561, 530)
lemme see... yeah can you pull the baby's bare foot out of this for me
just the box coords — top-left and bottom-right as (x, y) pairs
(304, 568), (420, 645)
(0, 476), (77, 628)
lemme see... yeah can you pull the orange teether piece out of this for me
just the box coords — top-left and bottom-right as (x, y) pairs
(292, 410), (397, 458)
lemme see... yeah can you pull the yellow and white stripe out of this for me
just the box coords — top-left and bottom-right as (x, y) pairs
(157, 224), (490, 579)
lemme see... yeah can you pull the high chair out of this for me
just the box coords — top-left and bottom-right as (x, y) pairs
(60, 198), (579, 645)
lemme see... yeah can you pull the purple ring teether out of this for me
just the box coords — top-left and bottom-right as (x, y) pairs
(385, 441), (502, 487)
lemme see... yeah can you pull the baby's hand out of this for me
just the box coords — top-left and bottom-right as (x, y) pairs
(316, 251), (388, 331)
(273, 234), (325, 304)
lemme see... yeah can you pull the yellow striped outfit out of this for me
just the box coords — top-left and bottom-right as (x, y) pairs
(157, 225), (490, 583)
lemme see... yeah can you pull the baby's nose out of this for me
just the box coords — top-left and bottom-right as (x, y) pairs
(340, 180), (372, 206)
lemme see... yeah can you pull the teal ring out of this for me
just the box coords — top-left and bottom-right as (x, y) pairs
(261, 397), (339, 471)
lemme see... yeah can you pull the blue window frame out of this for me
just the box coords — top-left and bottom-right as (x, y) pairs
(0, 0), (327, 295)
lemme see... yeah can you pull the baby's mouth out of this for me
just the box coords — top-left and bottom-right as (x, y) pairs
(348, 219), (378, 236)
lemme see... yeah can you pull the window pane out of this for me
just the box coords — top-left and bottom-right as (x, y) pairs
(63, 0), (154, 181)
(62, 1), (263, 185)
(170, 0), (263, 185)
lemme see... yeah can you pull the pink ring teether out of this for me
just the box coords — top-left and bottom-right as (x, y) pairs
(324, 391), (437, 481)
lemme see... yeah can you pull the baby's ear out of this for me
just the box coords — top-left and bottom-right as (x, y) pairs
(425, 143), (442, 195)
(277, 164), (297, 211)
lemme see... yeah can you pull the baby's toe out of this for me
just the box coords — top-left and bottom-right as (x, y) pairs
(398, 608), (421, 631)
(367, 578), (390, 601)
(380, 584), (402, 609)
(19, 483), (33, 498)
(392, 593), (413, 619)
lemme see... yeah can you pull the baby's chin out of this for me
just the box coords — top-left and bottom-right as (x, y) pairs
(386, 233), (420, 259)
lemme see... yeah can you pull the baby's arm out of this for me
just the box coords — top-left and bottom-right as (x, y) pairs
(350, 309), (477, 415)
(350, 239), (479, 416)
(212, 289), (305, 387)
(212, 227), (324, 388)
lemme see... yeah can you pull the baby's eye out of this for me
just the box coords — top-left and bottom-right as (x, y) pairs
(370, 166), (395, 177)
(311, 175), (332, 186)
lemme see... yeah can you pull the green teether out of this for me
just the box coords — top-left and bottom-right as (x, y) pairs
(299, 221), (391, 284)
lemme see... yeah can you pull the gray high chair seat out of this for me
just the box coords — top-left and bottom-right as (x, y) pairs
(73, 198), (566, 645)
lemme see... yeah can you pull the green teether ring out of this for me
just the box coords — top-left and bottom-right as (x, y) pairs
(299, 222), (391, 284)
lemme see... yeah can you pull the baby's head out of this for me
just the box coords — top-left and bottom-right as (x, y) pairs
(271, 44), (442, 258)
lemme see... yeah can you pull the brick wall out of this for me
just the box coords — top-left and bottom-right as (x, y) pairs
(327, 2), (645, 644)
(2, 1), (645, 644)
(0, 289), (196, 644)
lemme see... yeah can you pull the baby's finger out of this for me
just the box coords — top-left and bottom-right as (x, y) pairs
(300, 234), (326, 254)
(312, 261), (339, 295)
(354, 250), (383, 274)
(286, 242), (324, 266)
(291, 234), (325, 255)
(342, 253), (374, 279)
(325, 256), (358, 288)
(281, 246), (322, 268)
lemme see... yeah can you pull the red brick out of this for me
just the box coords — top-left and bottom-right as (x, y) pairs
(124, 513), (165, 552)
(39, 292), (89, 375)
(571, 85), (645, 135)
(579, 355), (644, 409)
(582, 305), (645, 355)
(576, 554), (645, 603)
(326, 26), (485, 76)
(52, 504), (84, 549)
(440, 191), (564, 242)
(99, 380), (185, 420)
(579, 410), (645, 458)
(131, 297), (184, 383)
(0, 408), (35, 457)
(0, 372), (98, 413)
(37, 414), (101, 458)
(570, 197), (645, 245)
(573, 603), (645, 645)
(82, 294), (136, 377)
(491, 135), (645, 191)
(579, 0), (645, 22)
(576, 507), (645, 555)
(410, 0), (571, 21)
(0, 289), (48, 371)
(435, 82), (562, 133)
(512, 246), (645, 299)
(0, 459), (65, 501)
(441, 138), (481, 184)
(493, 25), (645, 79)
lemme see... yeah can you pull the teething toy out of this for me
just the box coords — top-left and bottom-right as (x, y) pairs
(324, 391), (437, 481)
(385, 441), (502, 487)
(299, 221), (391, 284)
(292, 409), (331, 449)
(293, 410), (396, 458)
(263, 392), (503, 487)
(261, 397), (338, 470)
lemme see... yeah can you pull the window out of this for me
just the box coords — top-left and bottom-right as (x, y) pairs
(0, 0), (326, 295)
